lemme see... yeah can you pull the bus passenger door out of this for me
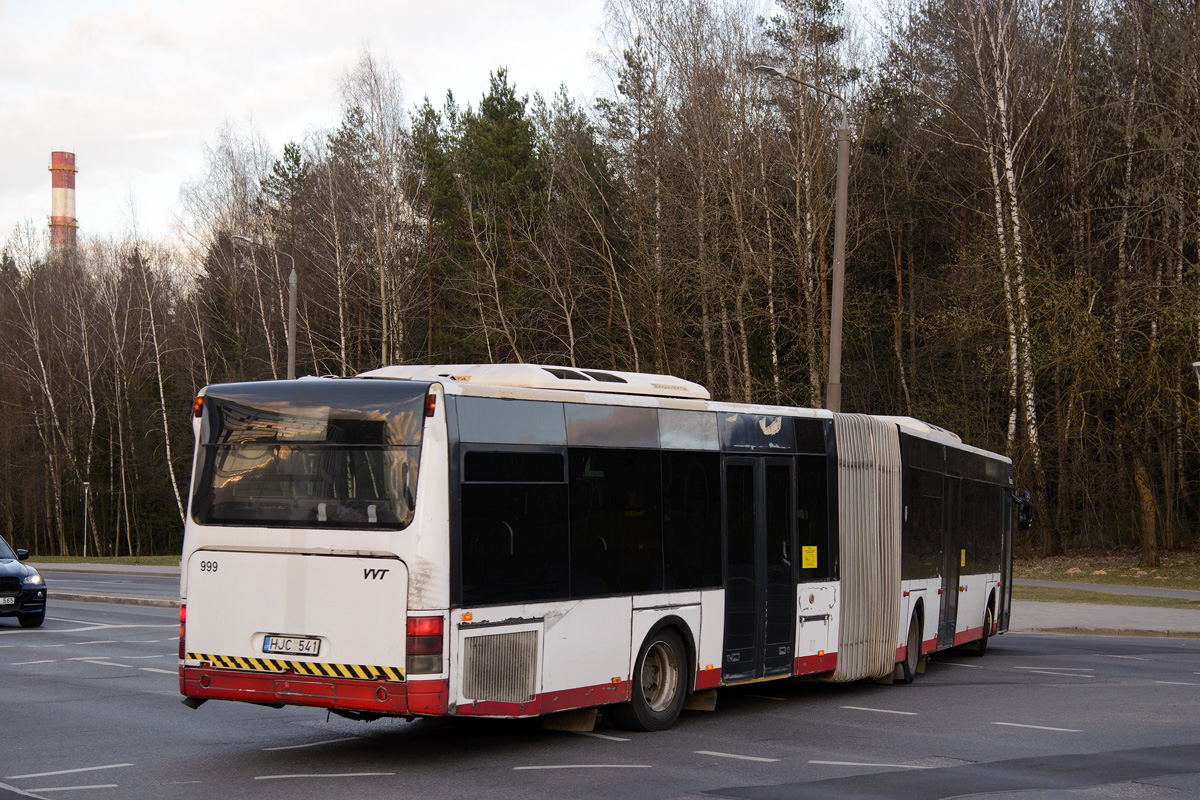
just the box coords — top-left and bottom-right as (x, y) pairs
(937, 476), (962, 649)
(722, 457), (796, 682)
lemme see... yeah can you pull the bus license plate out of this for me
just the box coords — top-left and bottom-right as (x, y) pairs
(263, 634), (320, 657)
(0, 597), (14, 605)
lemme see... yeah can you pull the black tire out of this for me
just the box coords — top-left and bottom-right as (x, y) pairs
(18, 610), (45, 628)
(898, 616), (920, 684)
(968, 606), (992, 657)
(610, 628), (687, 731)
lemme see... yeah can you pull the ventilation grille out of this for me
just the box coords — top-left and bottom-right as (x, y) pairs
(462, 631), (538, 703)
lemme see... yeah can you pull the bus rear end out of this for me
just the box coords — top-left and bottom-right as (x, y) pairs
(179, 377), (451, 720)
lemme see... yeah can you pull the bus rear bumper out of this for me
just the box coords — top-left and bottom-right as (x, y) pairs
(180, 666), (448, 716)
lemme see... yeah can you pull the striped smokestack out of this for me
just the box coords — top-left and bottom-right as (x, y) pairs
(49, 150), (78, 250)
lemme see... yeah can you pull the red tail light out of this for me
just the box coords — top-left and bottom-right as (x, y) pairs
(406, 615), (444, 675)
(407, 616), (443, 637)
(424, 393), (437, 418)
(193, 396), (204, 418)
(178, 604), (186, 659)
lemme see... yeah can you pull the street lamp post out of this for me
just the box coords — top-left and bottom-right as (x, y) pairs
(755, 64), (850, 413)
(231, 235), (298, 380)
(81, 481), (90, 558)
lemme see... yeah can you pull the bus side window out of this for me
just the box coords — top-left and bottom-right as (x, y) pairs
(461, 450), (569, 605)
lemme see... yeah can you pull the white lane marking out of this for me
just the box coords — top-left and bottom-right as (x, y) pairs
(264, 737), (361, 751)
(841, 706), (918, 716)
(77, 641), (116, 645)
(1013, 667), (1093, 671)
(993, 722), (1081, 732)
(12, 660), (57, 665)
(810, 760), (931, 770)
(36, 644), (66, 648)
(123, 640), (161, 644)
(254, 773), (395, 780)
(44, 624), (176, 634)
(1154, 680), (1200, 686)
(0, 780), (44, 798)
(1023, 671), (1095, 678)
(1099, 654), (1149, 661)
(513, 765), (652, 771)
(942, 662), (981, 668)
(7, 764), (133, 780)
(139, 668), (177, 675)
(573, 732), (630, 742)
(695, 751), (780, 763)
(0, 645), (13, 648)
(742, 694), (787, 701)
(26, 784), (119, 793)
(122, 655), (166, 660)
(82, 661), (134, 668)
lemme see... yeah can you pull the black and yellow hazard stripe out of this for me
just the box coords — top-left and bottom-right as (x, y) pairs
(187, 652), (403, 681)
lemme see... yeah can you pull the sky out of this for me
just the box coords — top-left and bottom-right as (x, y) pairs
(0, 0), (610, 245)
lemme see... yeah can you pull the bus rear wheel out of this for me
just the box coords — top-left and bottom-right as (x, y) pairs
(898, 616), (921, 684)
(967, 606), (992, 657)
(610, 628), (687, 731)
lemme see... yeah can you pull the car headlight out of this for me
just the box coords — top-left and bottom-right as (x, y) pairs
(22, 574), (43, 586)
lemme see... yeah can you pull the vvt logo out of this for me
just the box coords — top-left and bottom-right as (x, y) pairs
(363, 568), (390, 580)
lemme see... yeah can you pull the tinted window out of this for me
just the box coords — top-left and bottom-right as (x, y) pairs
(465, 451), (563, 483)
(659, 409), (720, 451)
(796, 455), (832, 580)
(794, 419), (829, 455)
(193, 380), (425, 529)
(456, 398), (566, 445)
(720, 413), (795, 453)
(902, 468), (942, 579)
(568, 448), (663, 595)
(203, 379), (427, 446)
(565, 404), (658, 448)
(662, 452), (722, 588)
(461, 450), (569, 604)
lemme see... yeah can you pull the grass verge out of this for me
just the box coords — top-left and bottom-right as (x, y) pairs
(1013, 584), (1200, 610)
(1014, 546), (1200, 591)
(29, 555), (180, 567)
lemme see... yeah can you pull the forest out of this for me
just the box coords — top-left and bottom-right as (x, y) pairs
(2, 0), (1198, 565)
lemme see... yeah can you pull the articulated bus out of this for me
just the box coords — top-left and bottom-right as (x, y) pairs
(179, 364), (1031, 731)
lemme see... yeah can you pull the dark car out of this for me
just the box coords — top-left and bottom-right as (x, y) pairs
(0, 535), (46, 627)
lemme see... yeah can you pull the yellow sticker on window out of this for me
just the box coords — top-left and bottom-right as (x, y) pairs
(961, 549), (966, 568)
(802, 546), (818, 570)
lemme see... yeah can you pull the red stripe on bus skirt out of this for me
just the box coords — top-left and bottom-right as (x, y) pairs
(181, 666), (449, 716)
(457, 680), (632, 718)
(953, 626), (985, 647)
(793, 653), (837, 676)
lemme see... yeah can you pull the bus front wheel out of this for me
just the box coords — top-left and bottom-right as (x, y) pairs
(610, 628), (687, 731)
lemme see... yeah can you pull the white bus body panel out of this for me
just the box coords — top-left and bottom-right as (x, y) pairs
(185, 551), (408, 673)
(797, 581), (837, 662)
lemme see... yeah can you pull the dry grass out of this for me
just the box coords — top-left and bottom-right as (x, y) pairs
(29, 555), (180, 567)
(1015, 545), (1200, 590)
(1012, 585), (1200, 609)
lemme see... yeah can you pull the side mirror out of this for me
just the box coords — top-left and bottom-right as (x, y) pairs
(1015, 489), (1033, 531)
(16, 549), (29, 561)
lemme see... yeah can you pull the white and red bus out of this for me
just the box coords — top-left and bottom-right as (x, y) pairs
(179, 364), (1029, 730)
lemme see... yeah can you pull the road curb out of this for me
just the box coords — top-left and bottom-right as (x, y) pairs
(50, 591), (179, 609)
(1010, 626), (1200, 639)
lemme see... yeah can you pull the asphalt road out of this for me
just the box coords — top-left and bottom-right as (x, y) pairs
(3, 600), (1198, 800)
(39, 570), (179, 604)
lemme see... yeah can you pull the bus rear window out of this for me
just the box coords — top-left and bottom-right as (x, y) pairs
(190, 380), (428, 529)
